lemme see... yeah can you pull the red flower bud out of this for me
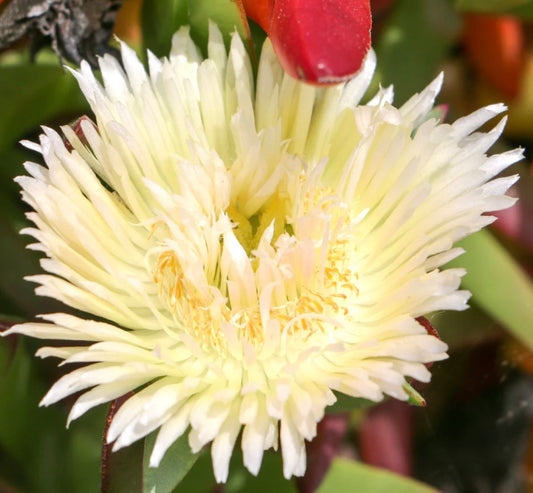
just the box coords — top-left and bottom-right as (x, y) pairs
(242, 0), (372, 84)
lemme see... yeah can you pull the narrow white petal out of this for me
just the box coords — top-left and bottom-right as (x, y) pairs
(211, 403), (241, 483)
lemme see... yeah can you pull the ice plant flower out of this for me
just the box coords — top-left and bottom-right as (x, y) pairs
(4, 25), (520, 482)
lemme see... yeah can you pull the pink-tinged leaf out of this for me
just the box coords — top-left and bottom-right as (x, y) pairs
(101, 392), (141, 493)
(0, 320), (15, 333)
(243, 0), (372, 84)
(403, 383), (427, 408)
(64, 115), (96, 152)
(416, 316), (442, 370)
(416, 316), (441, 340)
(359, 400), (413, 476)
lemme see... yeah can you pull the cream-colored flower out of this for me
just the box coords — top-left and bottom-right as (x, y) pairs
(4, 25), (520, 482)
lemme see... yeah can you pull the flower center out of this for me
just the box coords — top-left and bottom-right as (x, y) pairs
(151, 184), (360, 351)
(227, 195), (289, 256)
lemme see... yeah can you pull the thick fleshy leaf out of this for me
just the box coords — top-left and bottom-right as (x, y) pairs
(245, 0), (372, 84)
(403, 383), (427, 407)
(316, 458), (438, 493)
(448, 230), (533, 351)
(172, 442), (297, 493)
(225, 449), (297, 493)
(141, 0), (250, 57)
(102, 394), (143, 493)
(101, 398), (200, 493)
(102, 440), (145, 493)
(187, 0), (251, 52)
(143, 432), (200, 493)
(327, 393), (374, 413)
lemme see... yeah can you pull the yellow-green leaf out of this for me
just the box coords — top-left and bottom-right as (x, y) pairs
(317, 458), (438, 493)
(448, 229), (533, 350)
(143, 433), (200, 493)
(187, 0), (250, 52)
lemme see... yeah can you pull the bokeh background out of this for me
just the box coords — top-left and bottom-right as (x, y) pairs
(2, 0), (533, 492)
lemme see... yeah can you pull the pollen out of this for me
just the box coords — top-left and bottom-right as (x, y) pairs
(152, 182), (361, 349)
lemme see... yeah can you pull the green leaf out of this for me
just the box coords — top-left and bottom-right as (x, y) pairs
(225, 449), (297, 493)
(187, 0), (250, 53)
(143, 432), (200, 493)
(403, 382), (427, 407)
(172, 449), (216, 493)
(103, 439), (145, 493)
(316, 458), (438, 493)
(173, 439), (297, 493)
(447, 229), (533, 350)
(140, 0), (252, 59)
(141, 0), (189, 57)
(102, 429), (201, 493)
(374, 0), (461, 105)
(327, 393), (375, 413)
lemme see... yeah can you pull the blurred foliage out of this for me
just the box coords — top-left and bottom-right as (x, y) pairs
(455, 0), (533, 17)
(0, 337), (105, 493)
(373, 0), (461, 104)
(1, 0), (533, 491)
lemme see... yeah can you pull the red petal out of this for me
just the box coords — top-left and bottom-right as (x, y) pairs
(268, 0), (372, 84)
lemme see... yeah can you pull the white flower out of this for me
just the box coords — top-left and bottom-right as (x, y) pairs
(4, 24), (520, 482)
